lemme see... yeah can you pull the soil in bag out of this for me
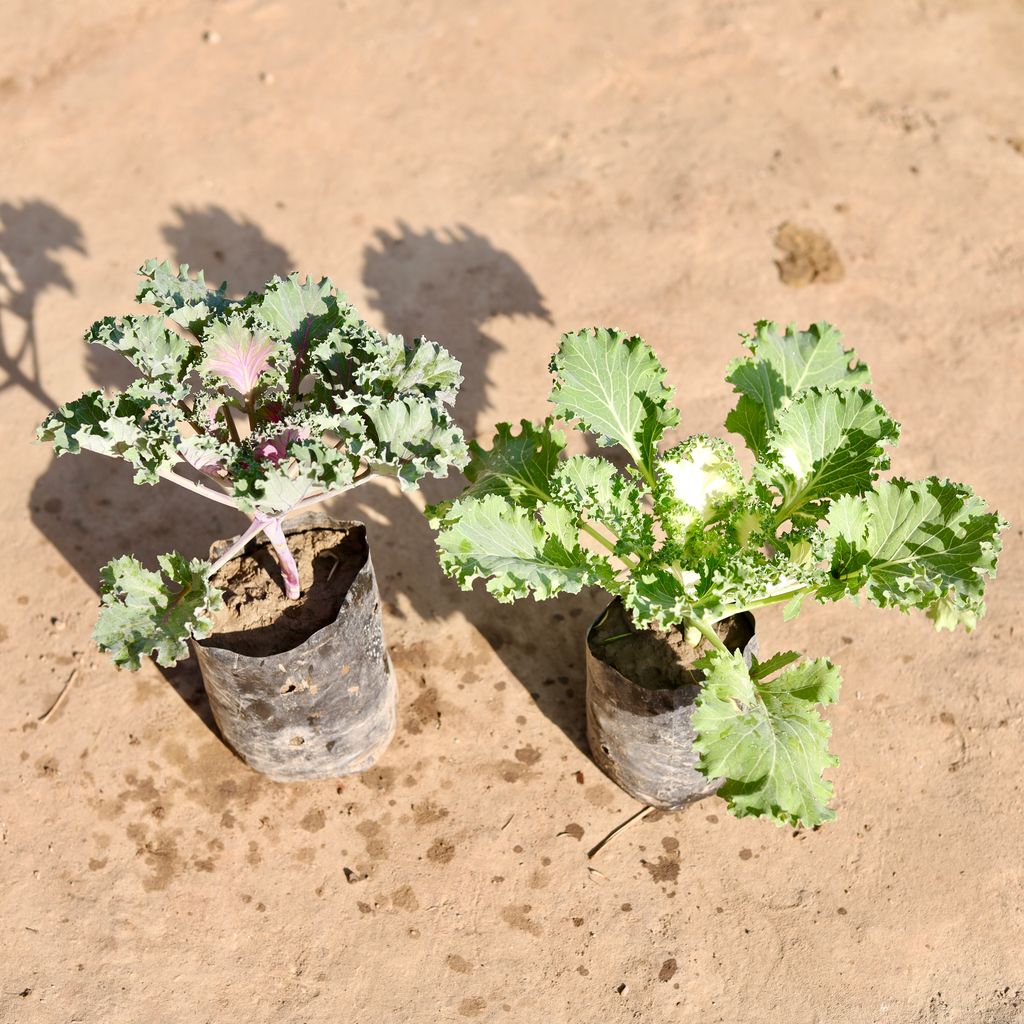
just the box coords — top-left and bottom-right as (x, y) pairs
(589, 599), (751, 689)
(210, 524), (367, 657)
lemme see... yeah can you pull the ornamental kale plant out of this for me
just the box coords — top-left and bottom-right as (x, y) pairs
(38, 260), (467, 670)
(430, 323), (1006, 827)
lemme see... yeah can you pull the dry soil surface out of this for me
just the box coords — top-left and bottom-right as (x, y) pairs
(2, 2), (1023, 1023)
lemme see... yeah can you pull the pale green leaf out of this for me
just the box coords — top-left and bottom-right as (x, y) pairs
(765, 387), (900, 522)
(37, 386), (182, 484)
(726, 321), (869, 454)
(655, 435), (745, 546)
(258, 273), (342, 343)
(549, 328), (678, 478)
(360, 397), (468, 487)
(227, 439), (357, 516)
(86, 314), (197, 381)
(553, 455), (653, 553)
(824, 477), (1006, 629)
(693, 650), (840, 827)
(434, 493), (595, 602)
(782, 591), (806, 621)
(95, 553), (222, 670)
(136, 258), (230, 332)
(356, 333), (463, 405)
(201, 315), (281, 395)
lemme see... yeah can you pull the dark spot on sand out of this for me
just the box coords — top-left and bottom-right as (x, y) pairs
(359, 766), (397, 794)
(501, 904), (542, 936)
(412, 798), (450, 826)
(774, 221), (844, 286)
(300, 807), (326, 832)
(514, 745), (542, 765)
(392, 885), (419, 911)
(458, 997), (487, 1018)
(427, 837), (456, 864)
(446, 954), (472, 974)
(642, 856), (680, 884)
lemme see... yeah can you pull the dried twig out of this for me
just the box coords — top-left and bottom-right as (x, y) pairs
(39, 669), (78, 723)
(586, 805), (653, 860)
(324, 552), (341, 582)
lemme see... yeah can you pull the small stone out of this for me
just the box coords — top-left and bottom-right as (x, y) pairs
(259, 71), (275, 85)
(202, 30), (220, 44)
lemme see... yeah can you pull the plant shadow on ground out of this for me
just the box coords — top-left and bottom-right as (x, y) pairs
(0, 199), (87, 411)
(349, 222), (604, 752)
(26, 205), (292, 733)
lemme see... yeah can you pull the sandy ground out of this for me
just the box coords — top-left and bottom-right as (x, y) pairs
(2, 2), (1023, 1022)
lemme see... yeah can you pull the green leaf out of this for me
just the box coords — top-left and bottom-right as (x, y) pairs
(231, 463), (313, 516)
(434, 493), (595, 602)
(289, 442), (358, 492)
(824, 477), (1006, 629)
(749, 650), (802, 680)
(94, 553), (222, 670)
(726, 321), (869, 454)
(553, 455), (654, 553)
(37, 386), (182, 484)
(306, 319), (381, 396)
(226, 438), (357, 516)
(764, 387), (900, 522)
(37, 390), (115, 456)
(258, 273), (342, 345)
(622, 563), (697, 631)
(549, 328), (679, 479)
(466, 419), (565, 504)
(136, 259), (229, 332)
(86, 314), (198, 381)
(111, 385), (183, 484)
(356, 333), (463, 405)
(360, 397), (468, 488)
(693, 650), (840, 827)
(724, 395), (768, 460)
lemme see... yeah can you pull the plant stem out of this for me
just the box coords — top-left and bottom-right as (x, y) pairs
(177, 399), (205, 435)
(260, 515), (301, 599)
(579, 520), (638, 571)
(596, 632), (632, 645)
(711, 582), (817, 623)
(286, 469), (381, 516)
(580, 521), (617, 554)
(155, 468), (238, 508)
(586, 805), (654, 859)
(689, 616), (729, 654)
(208, 517), (267, 576)
(221, 403), (241, 445)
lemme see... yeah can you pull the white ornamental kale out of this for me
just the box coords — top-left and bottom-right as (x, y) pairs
(430, 322), (1006, 828)
(39, 260), (467, 670)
